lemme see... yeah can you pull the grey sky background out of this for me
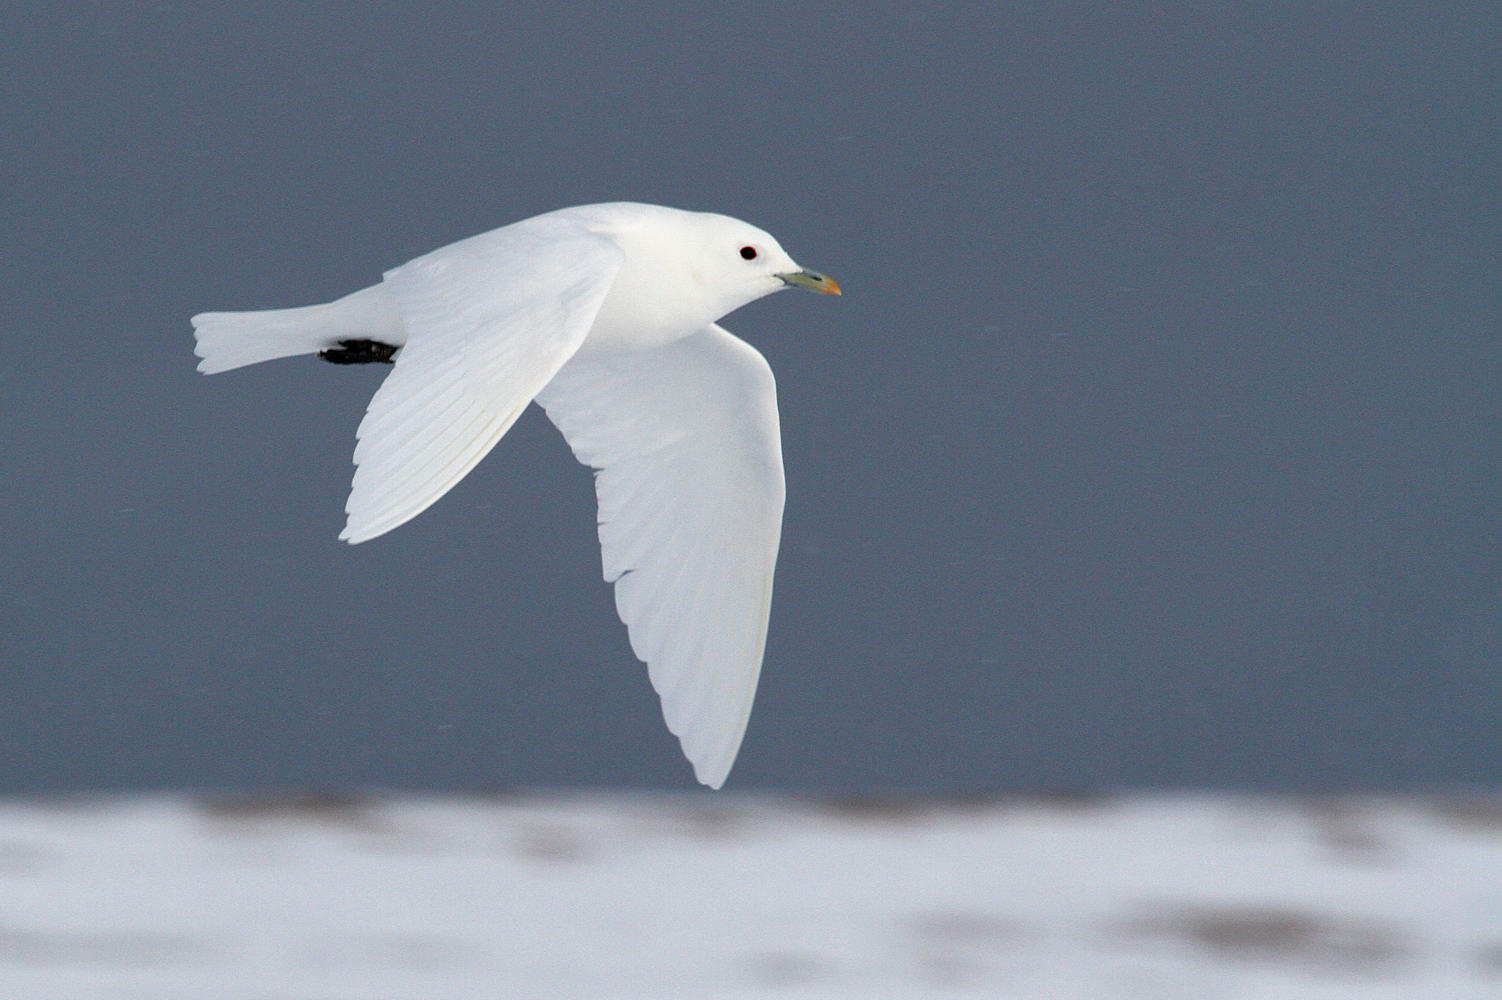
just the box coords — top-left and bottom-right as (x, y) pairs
(5, 4), (1500, 793)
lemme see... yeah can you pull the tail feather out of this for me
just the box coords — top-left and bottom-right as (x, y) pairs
(192, 283), (404, 374)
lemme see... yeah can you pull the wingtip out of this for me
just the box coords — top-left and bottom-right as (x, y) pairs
(340, 511), (405, 545)
(692, 758), (732, 791)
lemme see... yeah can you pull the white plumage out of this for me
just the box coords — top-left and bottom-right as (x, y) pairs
(191, 202), (840, 787)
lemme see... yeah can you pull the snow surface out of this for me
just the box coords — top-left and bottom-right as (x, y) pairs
(1, 793), (1499, 999)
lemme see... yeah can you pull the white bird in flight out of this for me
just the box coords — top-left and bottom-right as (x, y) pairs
(192, 201), (841, 788)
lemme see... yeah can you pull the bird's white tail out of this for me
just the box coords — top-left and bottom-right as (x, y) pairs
(191, 283), (405, 374)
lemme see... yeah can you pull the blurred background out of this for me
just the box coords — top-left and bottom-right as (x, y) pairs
(4, 4), (1501, 997)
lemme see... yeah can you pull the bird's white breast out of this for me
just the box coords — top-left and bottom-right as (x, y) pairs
(578, 269), (713, 355)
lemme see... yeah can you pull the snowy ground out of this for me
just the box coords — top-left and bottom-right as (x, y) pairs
(1, 793), (1499, 999)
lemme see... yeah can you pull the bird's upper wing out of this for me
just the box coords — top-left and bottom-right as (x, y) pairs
(535, 324), (786, 788)
(342, 216), (623, 543)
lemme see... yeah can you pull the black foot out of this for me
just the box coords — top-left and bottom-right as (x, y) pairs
(319, 339), (399, 365)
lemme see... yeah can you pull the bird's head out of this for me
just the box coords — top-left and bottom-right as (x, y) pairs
(598, 205), (840, 336)
(685, 211), (841, 315)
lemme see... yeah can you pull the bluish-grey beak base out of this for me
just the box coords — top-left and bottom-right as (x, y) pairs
(776, 270), (842, 295)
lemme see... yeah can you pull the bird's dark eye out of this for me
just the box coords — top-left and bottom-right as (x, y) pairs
(739, 246), (758, 260)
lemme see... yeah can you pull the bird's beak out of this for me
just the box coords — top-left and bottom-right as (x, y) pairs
(776, 269), (842, 295)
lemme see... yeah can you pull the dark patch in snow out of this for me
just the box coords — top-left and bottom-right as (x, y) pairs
(813, 795), (937, 823)
(624, 802), (751, 843)
(195, 790), (381, 831)
(0, 927), (201, 966)
(809, 792), (1043, 823)
(663, 804), (747, 840)
(909, 910), (1030, 944)
(909, 911), (1031, 988)
(915, 946), (981, 988)
(745, 949), (827, 986)
(292, 932), (478, 971)
(0, 841), (49, 874)
(1474, 941), (1502, 977)
(1112, 905), (1411, 970)
(1297, 798), (1394, 861)
(1430, 797), (1502, 835)
(512, 824), (589, 862)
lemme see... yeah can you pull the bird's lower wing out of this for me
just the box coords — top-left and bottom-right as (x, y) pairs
(536, 325), (786, 788)
(342, 218), (623, 543)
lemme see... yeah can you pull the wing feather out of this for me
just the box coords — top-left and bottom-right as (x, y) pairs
(341, 217), (623, 543)
(536, 324), (785, 787)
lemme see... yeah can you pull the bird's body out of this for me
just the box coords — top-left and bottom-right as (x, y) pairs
(192, 202), (839, 788)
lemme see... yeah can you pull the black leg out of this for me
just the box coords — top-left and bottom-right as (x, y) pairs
(319, 339), (400, 365)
